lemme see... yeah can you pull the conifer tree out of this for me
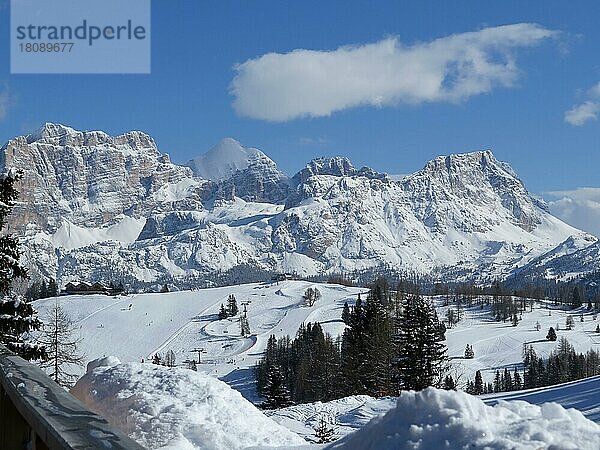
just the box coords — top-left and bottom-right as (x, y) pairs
(218, 303), (228, 320)
(513, 368), (522, 390)
(395, 293), (447, 390)
(262, 365), (291, 409)
(240, 315), (251, 336)
(566, 315), (574, 330)
(227, 294), (239, 316)
(0, 169), (45, 360)
(464, 344), (474, 359)
(493, 370), (502, 392)
(546, 326), (557, 341)
(443, 375), (456, 390)
(503, 367), (513, 391)
(474, 370), (484, 395)
(313, 415), (336, 444)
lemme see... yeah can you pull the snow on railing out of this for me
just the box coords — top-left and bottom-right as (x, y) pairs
(0, 344), (143, 450)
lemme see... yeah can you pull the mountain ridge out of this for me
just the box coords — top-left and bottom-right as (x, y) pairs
(1, 123), (595, 289)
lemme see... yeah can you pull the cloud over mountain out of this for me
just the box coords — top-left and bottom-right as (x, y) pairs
(231, 23), (557, 121)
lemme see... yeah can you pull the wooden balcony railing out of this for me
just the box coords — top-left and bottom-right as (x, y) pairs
(0, 345), (143, 449)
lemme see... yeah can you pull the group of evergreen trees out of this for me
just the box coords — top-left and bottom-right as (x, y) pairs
(24, 278), (59, 301)
(152, 349), (177, 367)
(465, 368), (522, 395)
(255, 278), (448, 407)
(523, 338), (600, 388)
(255, 322), (340, 407)
(218, 294), (239, 320)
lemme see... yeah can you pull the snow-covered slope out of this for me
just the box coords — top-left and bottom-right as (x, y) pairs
(484, 375), (600, 423)
(71, 357), (305, 450)
(33, 281), (366, 397)
(3, 124), (595, 287)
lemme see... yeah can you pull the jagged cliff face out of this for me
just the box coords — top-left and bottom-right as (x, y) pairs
(1, 123), (594, 288)
(2, 123), (206, 232)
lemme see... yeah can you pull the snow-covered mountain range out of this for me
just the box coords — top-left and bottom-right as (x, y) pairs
(2, 123), (596, 288)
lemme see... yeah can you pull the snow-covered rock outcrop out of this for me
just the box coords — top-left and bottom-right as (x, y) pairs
(71, 357), (305, 450)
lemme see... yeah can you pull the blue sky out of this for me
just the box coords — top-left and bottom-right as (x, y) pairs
(1, 1), (600, 232)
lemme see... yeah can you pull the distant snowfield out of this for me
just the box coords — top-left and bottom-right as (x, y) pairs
(34, 283), (600, 392)
(50, 216), (147, 250)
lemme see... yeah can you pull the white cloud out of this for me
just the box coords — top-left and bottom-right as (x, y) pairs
(546, 187), (600, 237)
(564, 82), (600, 126)
(231, 23), (558, 121)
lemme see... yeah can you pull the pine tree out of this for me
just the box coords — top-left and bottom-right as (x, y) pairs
(262, 365), (291, 409)
(313, 416), (336, 444)
(546, 326), (557, 341)
(474, 370), (484, 395)
(47, 278), (59, 297)
(503, 367), (513, 391)
(164, 349), (176, 367)
(341, 302), (351, 325)
(513, 368), (522, 390)
(218, 303), (228, 320)
(464, 344), (474, 359)
(152, 353), (161, 365)
(37, 301), (85, 387)
(566, 315), (574, 330)
(443, 375), (456, 390)
(572, 286), (582, 308)
(227, 294), (239, 316)
(0, 169), (45, 360)
(240, 315), (251, 336)
(395, 293), (447, 391)
(493, 370), (502, 392)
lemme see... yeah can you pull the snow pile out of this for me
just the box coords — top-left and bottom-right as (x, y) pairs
(329, 388), (600, 450)
(71, 357), (304, 450)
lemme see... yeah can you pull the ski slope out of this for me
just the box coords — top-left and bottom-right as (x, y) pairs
(33, 285), (600, 396)
(33, 281), (366, 400)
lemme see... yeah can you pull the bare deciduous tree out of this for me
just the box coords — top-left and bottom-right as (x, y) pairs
(38, 301), (85, 387)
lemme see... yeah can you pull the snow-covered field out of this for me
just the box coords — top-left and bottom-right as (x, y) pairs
(71, 357), (305, 450)
(34, 281), (366, 400)
(34, 283), (600, 393)
(437, 296), (600, 384)
(33, 283), (600, 449)
(72, 357), (600, 449)
(267, 376), (600, 443)
(328, 387), (600, 450)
